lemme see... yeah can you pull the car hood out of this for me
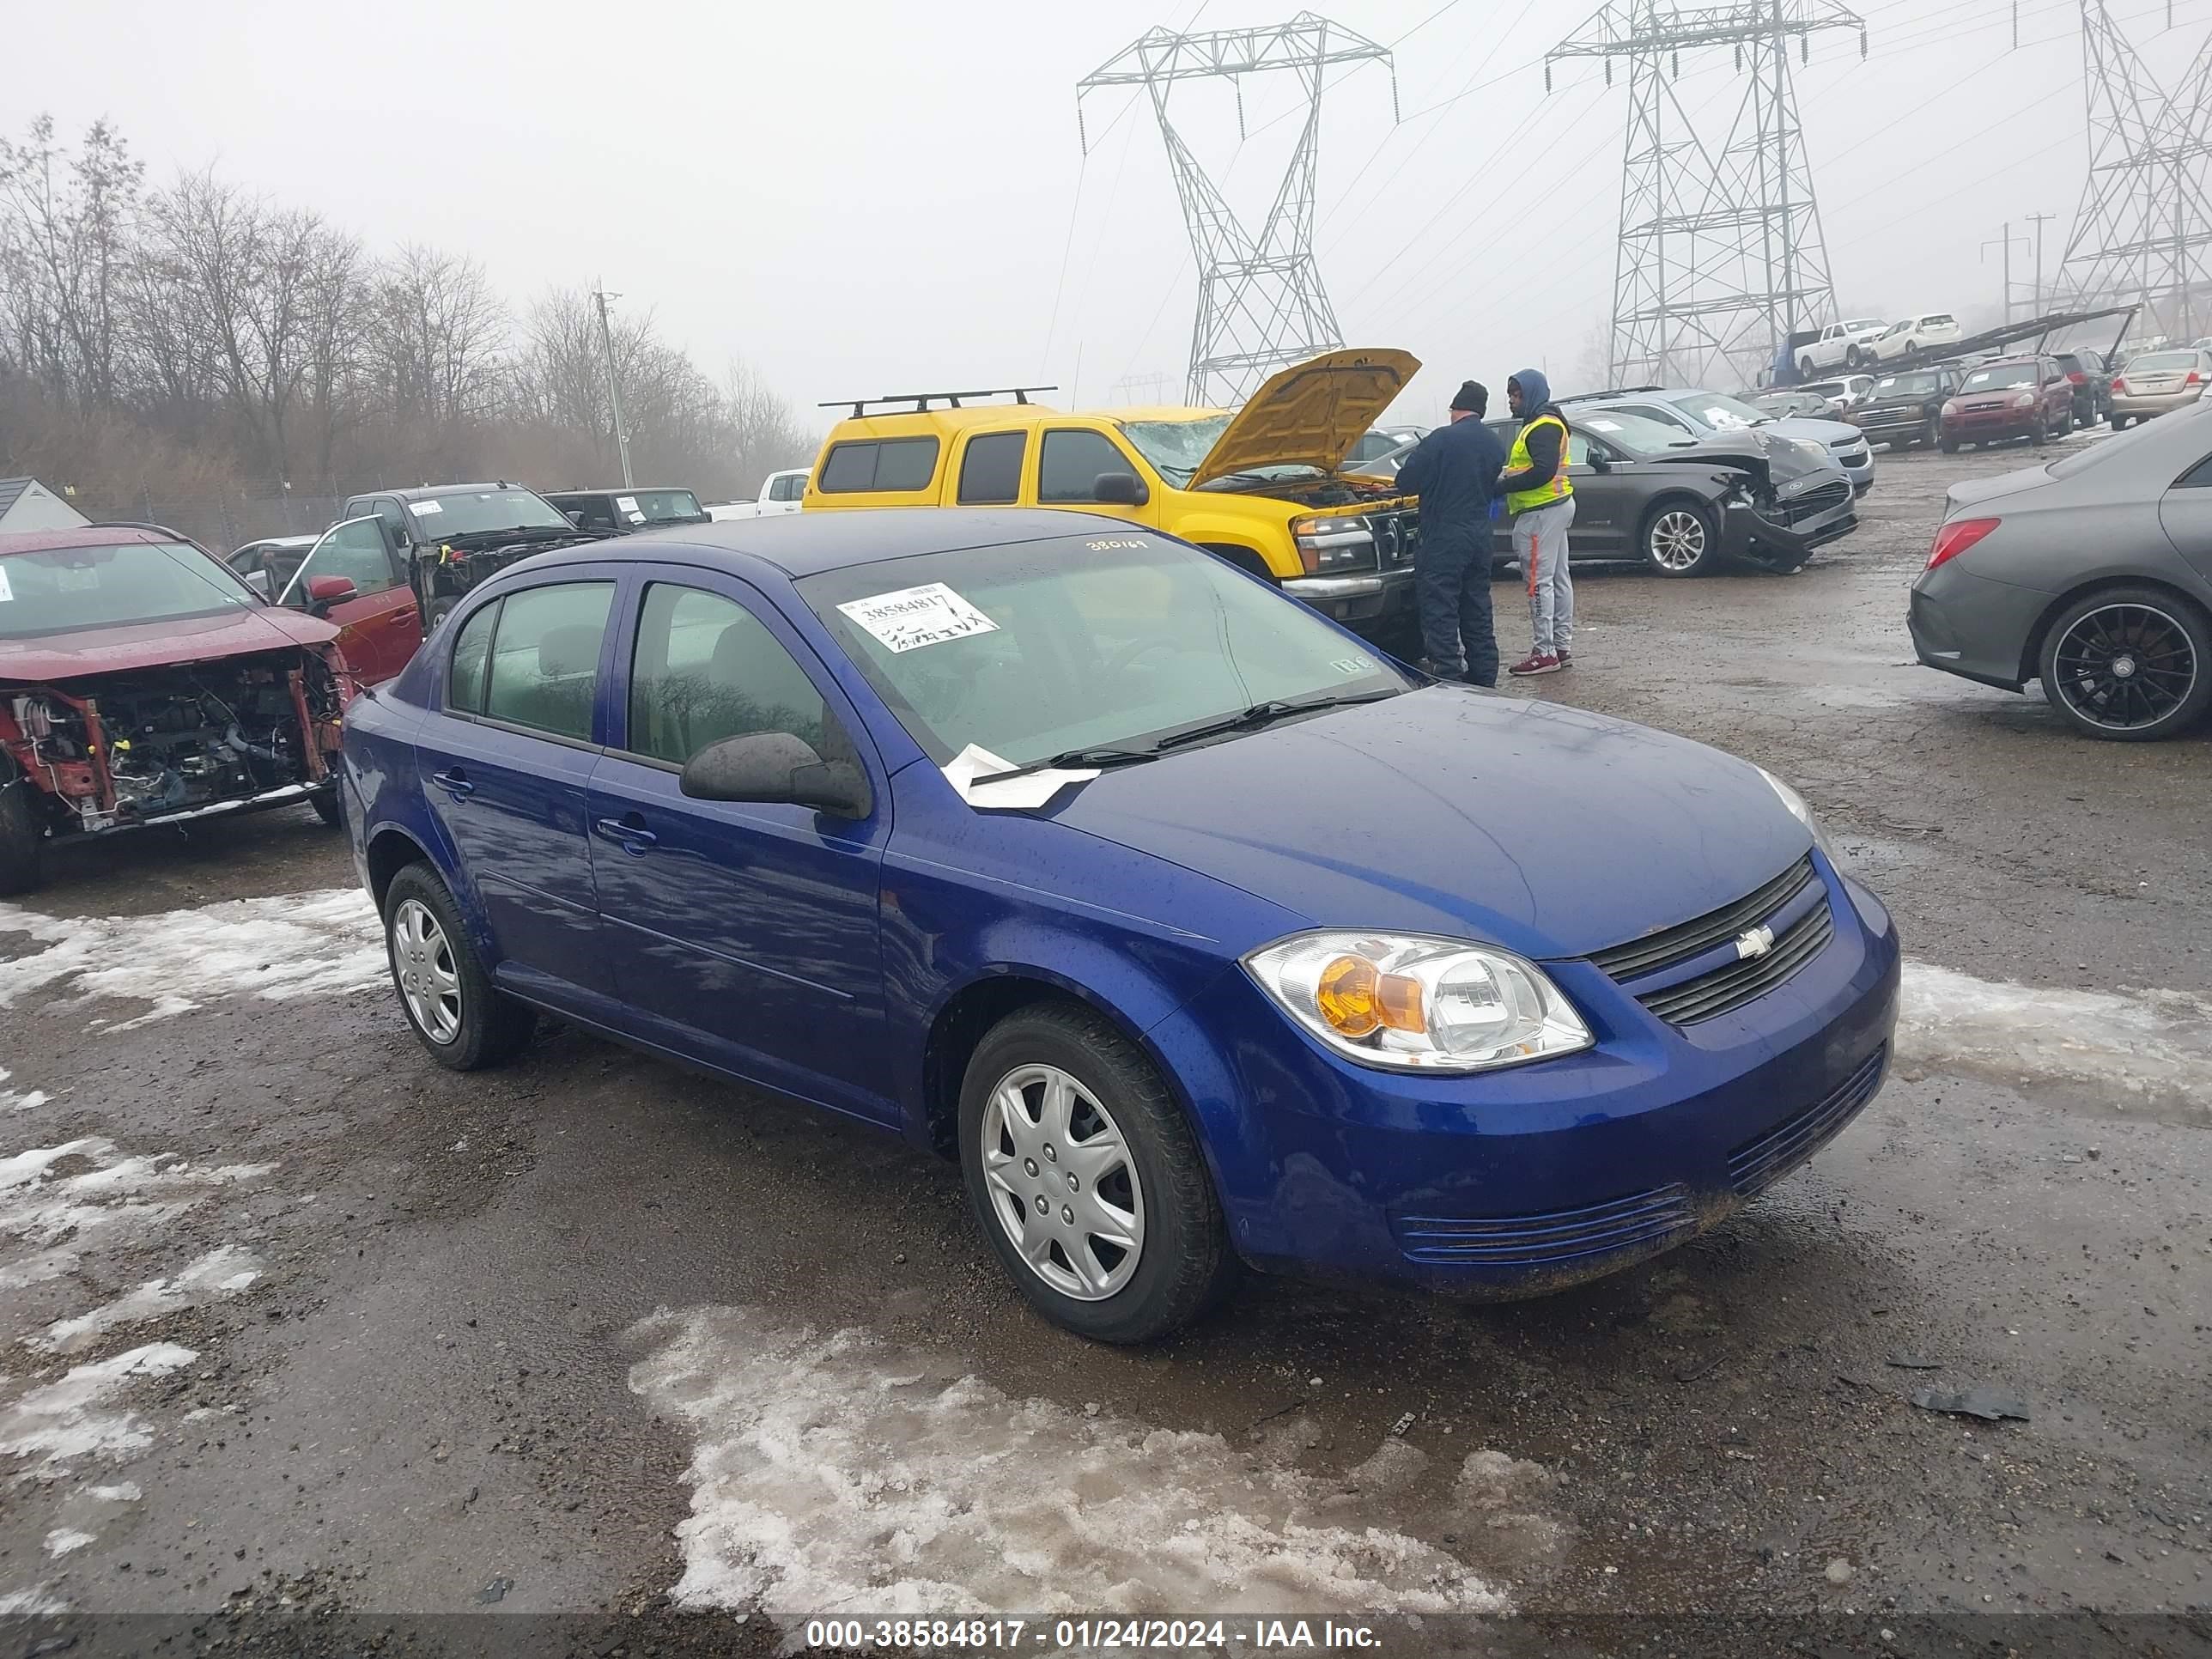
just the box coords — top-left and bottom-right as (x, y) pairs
(1049, 687), (1809, 961)
(1645, 427), (1835, 488)
(1765, 415), (1865, 446)
(0, 605), (340, 684)
(1189, 347), (1420, 487)
(1860, 391), (1940, 412)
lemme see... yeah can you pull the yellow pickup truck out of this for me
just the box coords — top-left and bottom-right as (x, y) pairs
(800, 349), (1423, 640)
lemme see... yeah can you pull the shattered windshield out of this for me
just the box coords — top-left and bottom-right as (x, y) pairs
(1117, 416), (1322, 486)
(409, 489), (572, 537)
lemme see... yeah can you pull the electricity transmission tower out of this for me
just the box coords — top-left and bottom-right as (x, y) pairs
(2057, 2), (2212, 342)
(1079, 14), (1395, 405)
(1549, 0), (1866, 388)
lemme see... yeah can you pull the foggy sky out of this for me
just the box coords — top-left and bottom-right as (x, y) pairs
(18, 0), (2204, 428)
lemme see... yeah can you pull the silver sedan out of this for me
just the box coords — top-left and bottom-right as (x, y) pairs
(1911, 402), (2212, 739)
(2109, 348), (2212, 428)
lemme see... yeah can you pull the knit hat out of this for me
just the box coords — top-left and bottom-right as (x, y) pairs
(1449, 380), (1488, 414)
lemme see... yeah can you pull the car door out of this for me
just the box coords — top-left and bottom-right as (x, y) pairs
(280, 516), (424, 684)
(1554, 428), (1628, 556)
(2154, 448), (2212, 586)
(1032, 428), (1161, 528)
(585, 568), (893, 1121)
(414, 574), (619, 1006)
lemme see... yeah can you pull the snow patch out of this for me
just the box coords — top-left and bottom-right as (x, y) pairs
(629, 1307), (1517, 1626)
(0, 1065), (46, 1112)
(44, 1528), (94, 1556)
(34, 1245), (263, 1353)
(0, 1587), (70, 1614)
(0, 1137), (270, 1260)
(1899, 963), (2212, 1104)
(0, 888), (382, 1027)
(0, 1342), (197, 1469)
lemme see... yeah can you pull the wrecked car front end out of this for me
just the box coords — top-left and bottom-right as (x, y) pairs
(1656, 433), (1858, 573)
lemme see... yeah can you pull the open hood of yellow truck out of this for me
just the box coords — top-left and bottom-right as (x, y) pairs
(1189, 348), (1421, 488)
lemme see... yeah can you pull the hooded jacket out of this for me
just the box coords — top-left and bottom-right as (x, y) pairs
(1497, 368), (1569, 507)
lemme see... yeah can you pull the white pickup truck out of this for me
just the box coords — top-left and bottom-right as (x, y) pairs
(1796, 319), (1893, 376)
(706, 468), (809, 520)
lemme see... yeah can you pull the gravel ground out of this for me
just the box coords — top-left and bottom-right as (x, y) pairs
(0, 435), (2205, 1657)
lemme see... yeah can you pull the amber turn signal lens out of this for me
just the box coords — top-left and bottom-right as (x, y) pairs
(1316, 955), (1381, 1036)
(1375, 972), (1426, 1033)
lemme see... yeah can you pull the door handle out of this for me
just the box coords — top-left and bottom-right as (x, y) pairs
(593, 816), (659, 854)
(431, 769), (475, 800)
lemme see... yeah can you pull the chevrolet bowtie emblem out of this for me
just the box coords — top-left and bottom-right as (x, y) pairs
(1735, 925), (1776, 961)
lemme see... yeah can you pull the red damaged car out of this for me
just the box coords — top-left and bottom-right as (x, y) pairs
(0, 525), (358, 895)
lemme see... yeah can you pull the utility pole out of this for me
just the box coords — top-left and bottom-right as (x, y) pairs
(2026, 210), (2058, 316)
(1983, 223), (2029, 321)
(592, 282), (635, 489)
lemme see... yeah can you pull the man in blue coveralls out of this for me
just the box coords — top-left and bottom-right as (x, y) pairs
(1393, 380), (1506, 686)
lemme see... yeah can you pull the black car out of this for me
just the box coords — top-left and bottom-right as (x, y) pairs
(337, 483), (611, 629)
(1478, 410), (1857, 576)
(2051, 351), (2112, 428)
(1849, 368), (1959, 452)
(542, 487), (710, 534)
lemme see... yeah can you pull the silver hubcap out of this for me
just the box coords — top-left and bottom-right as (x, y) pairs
(1650, 510), (1707, 572)
(980, 1064), (1145, 1302)
(391, 898), (462, 1044)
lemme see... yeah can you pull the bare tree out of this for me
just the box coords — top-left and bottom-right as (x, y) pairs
(374, 245), (505, 425)
(0, 116), (145, 409)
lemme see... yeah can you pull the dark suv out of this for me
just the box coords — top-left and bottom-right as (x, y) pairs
(1850, 368), (1959, 451)
(338, 483), (609, 629)
(1937, 356), (2075, 452)
(543, 488), (709, 534)
(2050, 351), (2111, 428)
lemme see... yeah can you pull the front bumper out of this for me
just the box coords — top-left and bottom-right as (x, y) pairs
(1943, 410), (2039, 441)
(1283, 564), (1416, 631)
(1853, 407), (1936, 442)
(1157, 857), (1902, 1298)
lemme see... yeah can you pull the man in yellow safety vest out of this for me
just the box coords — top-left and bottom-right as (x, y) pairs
(1498, 369), (1576, 677)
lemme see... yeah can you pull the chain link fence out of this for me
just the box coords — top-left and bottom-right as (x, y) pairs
(64, 489), (351, 553)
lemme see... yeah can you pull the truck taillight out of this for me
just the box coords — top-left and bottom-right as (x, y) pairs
(1927, 518), (1999, 572)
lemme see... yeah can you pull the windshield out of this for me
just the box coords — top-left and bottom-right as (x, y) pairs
(799, 532), (1408, 769)
(626, 489), (702, 522)
(1572, 410), (1703, 458)
(1961, 362), (2039, 392)
(1874, 373), (1941, 395)
(409, 489), (571, 537)
(0, 541), (259, 640)
(1662, 391), (1772, 430)
(1842, 319), (1886, 332)
(1115, 416), (1322, 486)
(2126, 350), (2199, 373)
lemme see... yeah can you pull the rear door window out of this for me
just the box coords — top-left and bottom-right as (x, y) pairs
(957, 432), (1028, 504)
(482, 581), (616, 742)
(817, 439), (940, 494)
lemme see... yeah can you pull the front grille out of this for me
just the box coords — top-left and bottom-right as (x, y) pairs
(1727, 1044), (1887, 1197)
(1638, 901), (1834, 1025)
(1366, 506), (1420, 569)
(1394, 1183), (1697, 1267)
(1588, 856), (1816, 982)
(1778, 481), (1851, 525)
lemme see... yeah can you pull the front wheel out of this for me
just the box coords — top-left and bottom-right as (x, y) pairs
(309, 781), (343, 828)
(1642, 501), (1719, 577)
(1799, 356), (1818, 379)
(1938, 435), (1960, 453)
(1919, 416), (1941, 449)
(383, 863), (536, 1069)
(0, 762), (44, 898)
(2038, 586), (2212, 741)
(959, 1001), (1237, 1343)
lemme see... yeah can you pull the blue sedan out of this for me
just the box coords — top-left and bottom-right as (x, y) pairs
(340, 508), (1900, 1342)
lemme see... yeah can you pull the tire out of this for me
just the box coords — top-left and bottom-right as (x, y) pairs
(2037, 586), (2212, 741)
(1844, 345), (1864, 368)
(958, 1000), (1237, 1344)
(309, 781), (343, 828)
(1799, 356), (1818, 379)
(2109, 415), (2127, 432)
(1640, 500), (1719, 577)
(382, 862), (536, 1070)
(2029, 417), (2047, 447)
(1938, 435), (1960, 453)
(1920, 417), (1941, 449)
(424, 595), (459, 634)
(0, 762), (44, 898)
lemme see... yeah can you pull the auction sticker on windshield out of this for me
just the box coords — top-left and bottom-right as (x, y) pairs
(414, 499), (444, 515)
(838, 582), (999, 653)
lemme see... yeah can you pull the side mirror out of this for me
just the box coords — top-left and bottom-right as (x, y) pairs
(305, 574), (358, 615)
(1587, 453), (1613, 474)
(1093, 471), (1150, 507)
(680, 731), (872, 818)
(564, 509), (586, 526)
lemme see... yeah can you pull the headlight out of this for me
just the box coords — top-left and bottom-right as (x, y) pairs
(1757, 766), (1833, 859)
(2011, 392), (2037, 410)
(1291, 516), (1376, 574)
(1243, 932), (1592, 1073)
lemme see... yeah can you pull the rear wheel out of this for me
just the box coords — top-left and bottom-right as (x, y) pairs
(382, 862), (536, 1069)
(2109, 414), (2128, 432)
(0, 759), (44, 898)
(1799, 356), (1818, 379)
(958, 1000), (1237, 1343)
(1641, 501), (1718, 577)
(2038, 586), (2212, 741)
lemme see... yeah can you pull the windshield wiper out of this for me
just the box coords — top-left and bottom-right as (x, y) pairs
(1152, 689), (1401, 753)
(967, 746), (1164, 787)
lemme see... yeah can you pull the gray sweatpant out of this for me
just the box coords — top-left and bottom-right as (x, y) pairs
(1514, 496), (1577, 655)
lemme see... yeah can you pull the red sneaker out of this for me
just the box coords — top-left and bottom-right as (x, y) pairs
(1509, 652), (1563, 677)
(1558, 647), (1573, 666)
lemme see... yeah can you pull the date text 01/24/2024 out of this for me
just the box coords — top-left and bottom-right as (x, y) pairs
(801, 1619), (1387, 1650)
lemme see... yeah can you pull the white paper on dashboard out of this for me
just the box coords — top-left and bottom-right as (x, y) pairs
(941, 744), (1099, 810)
(838, 581), (999, 653)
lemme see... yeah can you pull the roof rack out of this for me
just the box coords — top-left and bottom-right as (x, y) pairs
(817, 386), (1058, 419)
(1555, 385), (1667, 404)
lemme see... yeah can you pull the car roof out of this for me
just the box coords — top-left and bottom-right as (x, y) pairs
(360, 483), (549, 501)
(495, 507), (1113, 582)
(0, 524), (173, 557)
(235, 534), (319, 550)
(544, 486), (694, 497)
